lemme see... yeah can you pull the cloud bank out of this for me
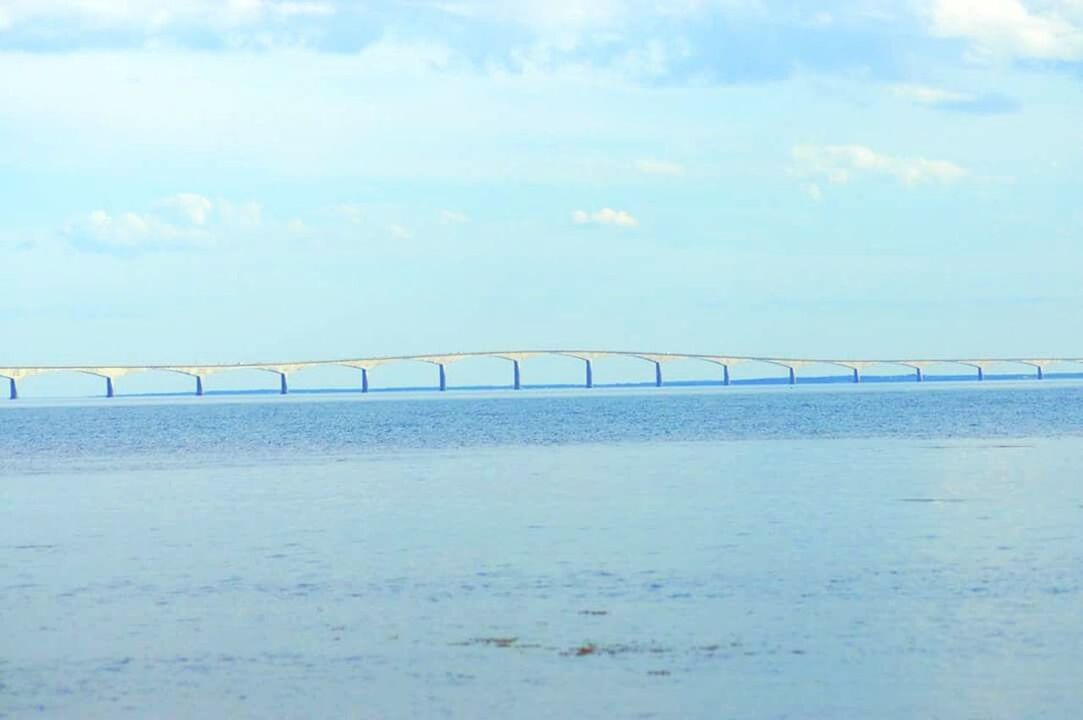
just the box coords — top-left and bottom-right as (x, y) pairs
(792, 144), (968, 187)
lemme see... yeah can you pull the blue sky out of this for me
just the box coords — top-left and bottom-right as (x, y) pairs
(2, 0), (1082, 383)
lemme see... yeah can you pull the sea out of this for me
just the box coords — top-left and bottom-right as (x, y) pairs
(3, 382), (1082, 719)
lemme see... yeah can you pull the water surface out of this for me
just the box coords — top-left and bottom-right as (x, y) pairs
(3, 385), (1082, 718)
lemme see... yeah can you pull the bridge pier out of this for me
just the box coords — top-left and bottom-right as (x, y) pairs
(362, 368), (369, 393)
(438, 364), (446, 392)
(8, 378), (16, 400)
(513, 360), (521, 390)
(915, 367), (924, 382)
(1037, 366), (1044, 380)
(654, 362), (662, 387)
(105, 377), (115, 398)
(977, 367), (985, 382)
(723, 365), (730, 386)
(279, 373), (288, 395)
(852, 368), (860, 384)
(585, 359), (593, 389)
(195, 376), (204, 396)
(788, 367), (796, 385)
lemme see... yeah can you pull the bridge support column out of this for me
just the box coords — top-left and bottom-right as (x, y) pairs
(8, 378), (16, 400)
(723, 365), (730, 386)
(852, 368), (860, 383)
(977, 367), (985, 381)
(915, 368), (924, 382)
(1037, 366), (1044, 380)
(513, 361), (521, 390)
(585, 359), (593, 389)
(654, 362), (662, 388)
(362, 368), (369, 393)
(438, 364), (446, 392)
(105, 377), (115, 398)
(279, 373), (288, 395)
(195, 376), (204, 396)
(788, 367), (797, 385)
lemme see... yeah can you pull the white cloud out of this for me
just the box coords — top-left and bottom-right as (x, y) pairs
(928, 0), (1083, 60)
(389, 223), (413, 240)
(891, 83), (971, 104)
(889, 82), (1020, 114)
(69, 209), (208, 251)
(572, 207), (639, 227)
(63, 194), (270, 251)
(791, 144), (968, 186)
(636, 159), (685, 176)
(157, 193), (213, 225)
(287, 218), (308, 233)
(439, 209), (469, 224)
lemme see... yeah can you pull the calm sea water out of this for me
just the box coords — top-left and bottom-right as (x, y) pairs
(3, 383), (1083, 718)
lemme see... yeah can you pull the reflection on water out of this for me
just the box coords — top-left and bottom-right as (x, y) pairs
(2, 387), (1082, 718)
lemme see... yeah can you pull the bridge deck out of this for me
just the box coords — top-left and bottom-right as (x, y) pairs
(2, 351), (1080, 398)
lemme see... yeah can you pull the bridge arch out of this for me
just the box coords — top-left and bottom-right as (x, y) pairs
(341, 356), (458, 393)
(0, 368), (44, 400)
(75, 367), (143, 398)
(560, 351), (670, 389)
(638, 352), (729, 388)
(898, 360), (988, 382)
(252, 362), (372, 395)
(193, 366), (290, 396)
(757, 359), (815, 385)
(102, 367), (201, 397)
(6, 368), (115, 398)
(489, 352), (543, 390)
(1017, 359), (1083, 380)
(698, 357), (749, 386)
(417, 353), (516, 392)
(631, 353), (702, 387)
(840, 361), (922, 383)
(483, 351), (594, 389)
(158, 366), (231, 396)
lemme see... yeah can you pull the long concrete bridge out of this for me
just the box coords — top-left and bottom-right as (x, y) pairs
(2, 351), (1081, 400)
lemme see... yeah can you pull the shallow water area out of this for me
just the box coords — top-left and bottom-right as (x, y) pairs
(3, 386), (1083, 718)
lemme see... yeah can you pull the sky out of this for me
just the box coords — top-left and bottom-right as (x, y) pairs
(2, 0), (1083, 386)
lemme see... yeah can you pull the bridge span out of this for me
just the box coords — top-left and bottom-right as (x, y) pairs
(2, 351), (1081, 400)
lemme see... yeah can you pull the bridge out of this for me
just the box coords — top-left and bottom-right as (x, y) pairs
(2, 351), (1081, 400)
